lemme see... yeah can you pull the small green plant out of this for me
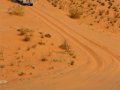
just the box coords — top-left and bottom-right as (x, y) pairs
(8, 5), (24, 16)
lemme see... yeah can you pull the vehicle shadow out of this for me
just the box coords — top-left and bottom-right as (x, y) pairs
(8, 0), (18, 3)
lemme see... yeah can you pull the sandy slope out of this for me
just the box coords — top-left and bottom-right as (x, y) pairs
(1, 0), (120, 90)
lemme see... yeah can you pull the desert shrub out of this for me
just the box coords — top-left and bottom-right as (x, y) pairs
(18, 71), (25, 76)
(0, 65), (5, 68)
(48, 0), (60, 7)
(41, 57), (48, 62)
(23, 35), (31, 41)
(68, 60), (74, 65)
(68, 5), (83, 18)
(51, 0), (59, 7)
(8, 5), (24, 16)
(17, 27), (32, 36)
(45, 33), (52, 38)
(38, 40), (45, 45)
(17, 27), (33, 42)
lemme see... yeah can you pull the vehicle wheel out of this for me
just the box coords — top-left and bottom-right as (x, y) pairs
(22, 2), (27, 5)
(29, 3), (33, 6)
(16, 0), (19, 2)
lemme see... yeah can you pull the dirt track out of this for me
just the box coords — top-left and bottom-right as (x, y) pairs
(1, 0), (120, 90)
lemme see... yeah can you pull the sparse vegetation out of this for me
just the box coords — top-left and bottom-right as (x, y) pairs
(17, 27), (33, 42)
(47, 0), (120, 32)
(1, 25), (77, 80)
(17, 27), (33, 36)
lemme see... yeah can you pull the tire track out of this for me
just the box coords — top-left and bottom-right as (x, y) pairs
(40, 5), (120, 61)
(27, 0), (120, 85)
(39, 7), (120, 77)
(36, 0), (120, 61)
(28, 7), (119, 81)
(28, 6), (103, 67)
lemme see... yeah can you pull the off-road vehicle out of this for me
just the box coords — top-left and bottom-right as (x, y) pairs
(17, 0), (33, 6)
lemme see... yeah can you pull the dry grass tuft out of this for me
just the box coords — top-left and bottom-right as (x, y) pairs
(17, 27), (32, 36)
(8, 5), (24, 16)
(59, 40), (71, 52)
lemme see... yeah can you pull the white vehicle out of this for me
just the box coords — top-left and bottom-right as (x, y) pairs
(17, 0), (33, 6)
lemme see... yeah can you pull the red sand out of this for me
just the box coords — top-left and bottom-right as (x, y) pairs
(0, 0), (120, 90)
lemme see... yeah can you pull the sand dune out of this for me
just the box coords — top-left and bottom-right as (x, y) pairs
(1, 0), (120, 90)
